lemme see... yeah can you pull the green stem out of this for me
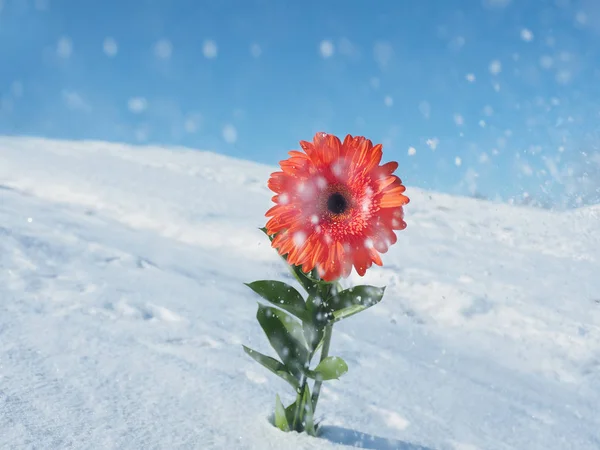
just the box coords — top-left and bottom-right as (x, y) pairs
(310, 323), (333, 412)
(292, 376), (308, 431)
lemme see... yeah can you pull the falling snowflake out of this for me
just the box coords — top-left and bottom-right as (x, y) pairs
(319, 40), (334, 59)
(154, 39), (172, 59)
(489, 60), (502, 75)
(250, 43), (262, 58)
(203, 40), (218, 59)
(103, 37), (118, 57)
(520, 28), (534, 42)
(128, 97), (148, 114)
(57, 37), (73, 59)
(222, 124), (237, 144)
(426, 138), (439, 150)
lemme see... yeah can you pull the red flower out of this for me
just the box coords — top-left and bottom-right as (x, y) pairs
(265, 132), (409, 282)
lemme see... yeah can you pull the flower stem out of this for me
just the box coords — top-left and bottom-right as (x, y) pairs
(311, 323), (333, 412)
(291, 375), (307, 431)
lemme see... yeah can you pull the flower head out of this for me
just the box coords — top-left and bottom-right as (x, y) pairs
(265, 132), (409, 281)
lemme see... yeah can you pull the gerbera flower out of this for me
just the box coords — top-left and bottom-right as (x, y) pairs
(265, 132), (409, 282)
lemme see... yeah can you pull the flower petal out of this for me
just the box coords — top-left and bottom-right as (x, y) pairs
(265, 132), (409, 281)
(380, 190), (410, 208)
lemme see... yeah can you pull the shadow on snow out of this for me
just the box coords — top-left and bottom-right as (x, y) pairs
(318, 425), (434, 450)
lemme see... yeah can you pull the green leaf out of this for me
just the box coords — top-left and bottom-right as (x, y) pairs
(245, 280), (309, 322)
(326, 285), (386, 323)
(285, 400), (297, 428)
(305, 294), (321, 314)
(306, 356), (348, 381)
(302, 320), (325, 353)
(270, 308), (309, 350)
(242, 345), (300, 390)
(256, 305), (309, 377)
(274, 394), (291, 432)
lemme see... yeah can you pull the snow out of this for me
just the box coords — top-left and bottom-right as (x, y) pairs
(154, 39), (173, 60)
(202, 40), (218, 59)
(319, 40), (335, 59)
(56, 37), (73, 59)
(102, 37), (118, 58)
(1, 136), (599, 449)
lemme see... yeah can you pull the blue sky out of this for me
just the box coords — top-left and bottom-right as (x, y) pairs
(1, 0), (599, 207)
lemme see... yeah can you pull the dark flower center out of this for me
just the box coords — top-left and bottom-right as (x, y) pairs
(327, 192), (348, 215)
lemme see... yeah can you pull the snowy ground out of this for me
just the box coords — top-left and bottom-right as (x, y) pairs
(1, 136), (599, 450)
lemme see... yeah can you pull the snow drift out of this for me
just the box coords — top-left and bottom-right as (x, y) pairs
(1, 136), (599, 449)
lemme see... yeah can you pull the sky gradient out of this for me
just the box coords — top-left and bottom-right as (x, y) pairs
(1, 0), (600, 208)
